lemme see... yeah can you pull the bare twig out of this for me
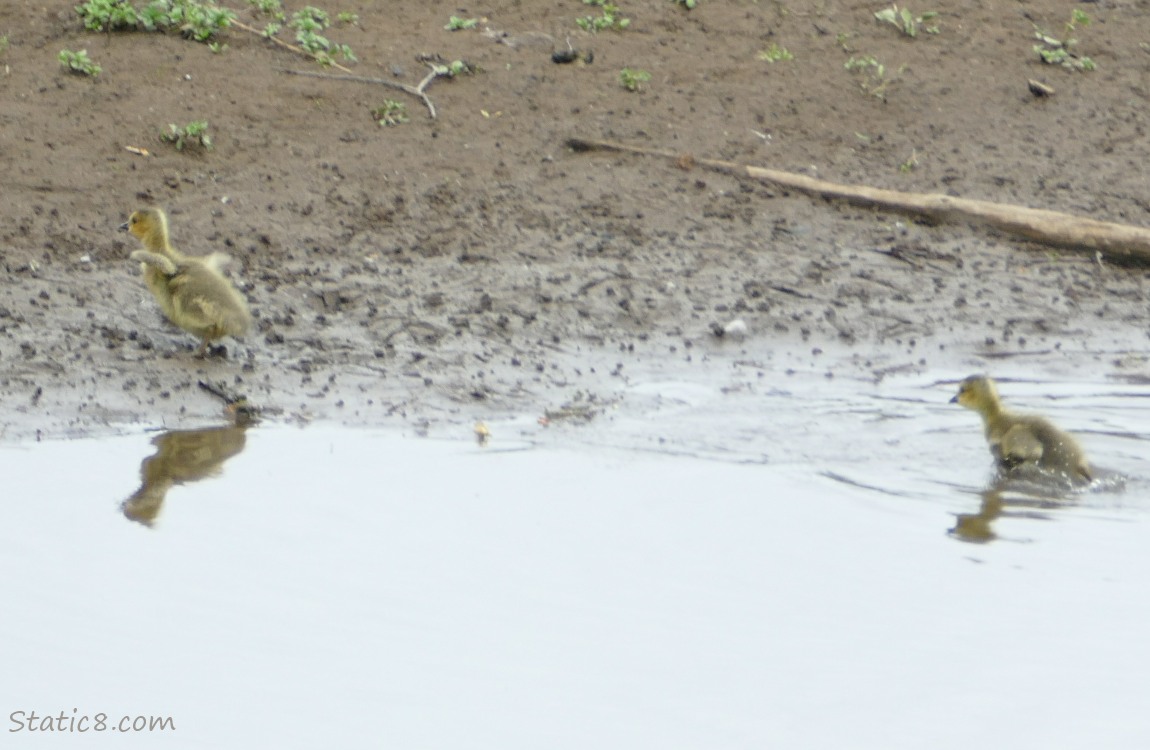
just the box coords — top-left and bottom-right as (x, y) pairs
(767, 284), (815, 300)
(197, 379), (245, 405)
(279, 69), (435, 118)
(577, 271), (632, 296)
(277, 58), (466, 119)
(198, 380), (261, 424)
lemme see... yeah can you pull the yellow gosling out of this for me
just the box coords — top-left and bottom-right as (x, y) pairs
(951, 375), (1092, 483)
(122, 208), (251, 357)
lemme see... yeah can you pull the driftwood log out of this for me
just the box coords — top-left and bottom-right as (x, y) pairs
(566, 137), (1150, 264)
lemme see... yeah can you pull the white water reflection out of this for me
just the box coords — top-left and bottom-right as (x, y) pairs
(1, 372), (1149, 749)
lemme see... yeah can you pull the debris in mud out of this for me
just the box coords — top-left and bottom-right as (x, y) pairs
(569, 136), (1150, 263)
(474, 421), (491, 446)
(7, 2), (1150, 442)
(542, 392), (618, 425)
(711, 319), (748, 340)
(551, 47), (593, 65)
(279, 53), (476, 121)
(198, 380), (263, 425)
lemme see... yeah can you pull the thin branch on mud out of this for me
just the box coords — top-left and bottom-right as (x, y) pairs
(766, 284), (814, 300)
(850, 273), (911, 295)
(198, 380), (262, 424)
(277, 58), (463, 119)
(871, 247), (924, 270)
(197, 380), (246, 405)
(577, 272), (633, 296)
(871, 247), (952, 276)
(382, 319), (450, 344)
(567, 136), (1150, 264)
(980, 350), (1057, 360)
(230, 18), (355, 74)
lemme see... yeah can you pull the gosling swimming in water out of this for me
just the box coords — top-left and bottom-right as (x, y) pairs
(122, 207), (251, 357)
(951, 375), (1092, 483)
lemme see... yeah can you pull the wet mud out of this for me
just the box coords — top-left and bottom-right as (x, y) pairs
(3, 1), (1150, 440)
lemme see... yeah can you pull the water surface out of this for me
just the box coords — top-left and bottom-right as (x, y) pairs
(2, 371), (1148, 748)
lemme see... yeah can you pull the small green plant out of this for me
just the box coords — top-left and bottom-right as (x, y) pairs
(873, 4), (939, 37)
(619, 67), (650, 91)
(444, 15), (478, 31)
(372, 99), (409, 127)
(58, 48), (101, 76)
(450, 59), (475, 76)
(75, 0), (355, 66)
(757, 42), (793, 63)
(899, 148), (919, 173)
(672, 0), (700, 8)
(289, 5), (327, 31)
(247, 0), (284, 17)
(421, 58), (474, 78)
(0, 35), (9, 54)
(1033, 9), (1095, 71)
(161, 120), (212, 150)
(336, 11), (357, 24)
(76, 0), (235, 42)
(179, 2), (237, 42)
(75, 0), (138, 32)
(137, 0), (171, 31)
(208, 40), (227, 53)
(845, 55), (898, 100)
(577, 3), (630, 32)
(246, 0), (281, 13)
(289, 5), (355, 64)
(1067, 9), (1090, 35)
(844, 55), (883, 77)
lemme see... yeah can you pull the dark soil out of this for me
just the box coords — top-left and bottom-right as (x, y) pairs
(3, 0), (1150, 439)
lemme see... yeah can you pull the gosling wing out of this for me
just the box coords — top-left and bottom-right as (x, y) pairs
(997, 424), (1045, 468)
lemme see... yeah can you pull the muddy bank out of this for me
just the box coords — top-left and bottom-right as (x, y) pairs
(2, 0), (1149, 440)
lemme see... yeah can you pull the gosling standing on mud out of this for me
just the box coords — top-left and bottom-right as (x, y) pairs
(951, 375), (1092, 482)
(123, 207), (251, 357)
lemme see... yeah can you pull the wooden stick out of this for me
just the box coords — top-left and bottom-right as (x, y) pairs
(566, 137), (1150, 263)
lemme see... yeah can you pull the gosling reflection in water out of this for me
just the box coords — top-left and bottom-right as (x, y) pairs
(122, 425), (248, 527)
(950, 477), (1079, 544)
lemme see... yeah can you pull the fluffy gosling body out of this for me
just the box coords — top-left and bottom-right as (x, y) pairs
(123, 208), (251, 356)
(952, 375), (1092, 482)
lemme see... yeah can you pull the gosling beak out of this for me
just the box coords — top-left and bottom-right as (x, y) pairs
(118, 221), (130, 232)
